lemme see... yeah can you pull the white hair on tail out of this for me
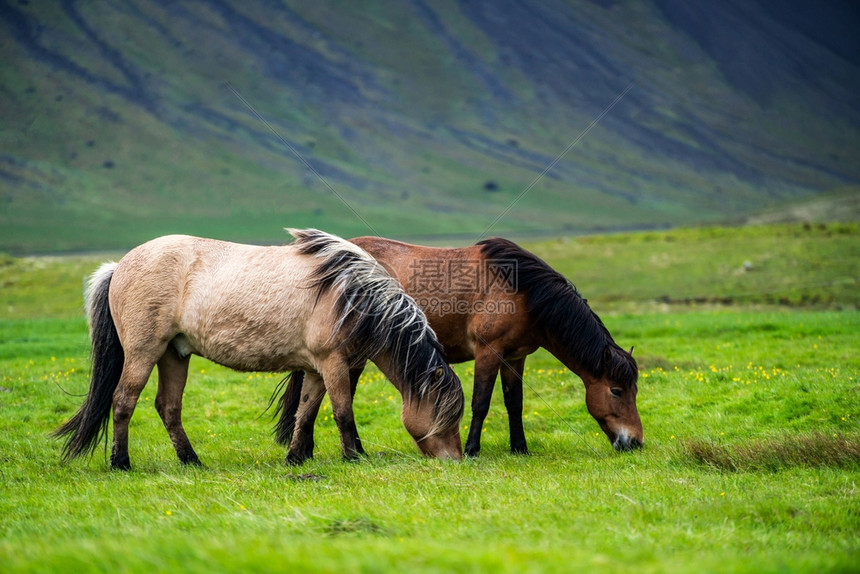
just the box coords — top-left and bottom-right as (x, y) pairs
(85, 262), (117, 329)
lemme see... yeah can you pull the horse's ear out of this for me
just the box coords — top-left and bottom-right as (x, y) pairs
(629, 346), (635, 356)
(433, 366), (444, 382)
(602, 346), (612, 366)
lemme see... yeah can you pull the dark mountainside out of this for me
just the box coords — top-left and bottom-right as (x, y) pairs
(1, 0), (858, 253)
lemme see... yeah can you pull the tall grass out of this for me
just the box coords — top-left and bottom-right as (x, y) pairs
(682, 433), (860, 472)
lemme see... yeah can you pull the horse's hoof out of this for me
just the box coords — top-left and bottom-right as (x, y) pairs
(110, 456), (131, 471)
(179, 452), (203, 466)
(342, 452), (361, 463)
(464, 446), (481, 457)
(510, 445), (530, 455)
(286, 453), (308, 466)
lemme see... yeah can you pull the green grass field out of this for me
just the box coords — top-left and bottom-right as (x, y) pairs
(1, 224), (858, 573)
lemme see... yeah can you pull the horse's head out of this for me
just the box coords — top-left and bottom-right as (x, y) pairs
(401, 365), (464, 460)
(583, 346), (643, 451)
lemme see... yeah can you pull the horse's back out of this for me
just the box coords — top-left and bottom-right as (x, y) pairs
(350, 236), (484, 285)
(114, 234), (307, 290)
(108, 235), (325, 371)
(351, 236), (480, 259)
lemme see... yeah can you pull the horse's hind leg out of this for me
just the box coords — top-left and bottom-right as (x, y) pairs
(286, 371), (326, 465)
(111, 357), (158, 470)
(155, 347), (200, 466)
(500, 357), (528, 455)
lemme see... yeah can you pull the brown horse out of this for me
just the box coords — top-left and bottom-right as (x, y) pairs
(276, 236), (642, 457)
(54, 229), (464, 469)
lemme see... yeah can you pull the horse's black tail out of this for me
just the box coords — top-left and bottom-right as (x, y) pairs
(273, 371), (304, 445)
(53, 263), (124, 460)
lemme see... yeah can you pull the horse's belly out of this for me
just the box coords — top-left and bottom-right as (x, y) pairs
(209, 351), (303, 373)
(440, 344), (475, 364)
(172, 320), (314, 373)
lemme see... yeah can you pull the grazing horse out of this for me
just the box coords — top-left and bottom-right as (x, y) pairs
(276, 236), (642, 456)
(54, 229), (464, 469)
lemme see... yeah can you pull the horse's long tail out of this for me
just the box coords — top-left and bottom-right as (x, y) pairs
(273, 371), (304, 445)
(53, 263), (124, 460)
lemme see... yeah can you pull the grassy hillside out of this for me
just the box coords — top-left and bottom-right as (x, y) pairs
(1, 1), (858, 254)
(744, 186), (860, 225)
(4, 223), (855, 322)
(1, 225), (858, 572)
(528, 222), (860, 312)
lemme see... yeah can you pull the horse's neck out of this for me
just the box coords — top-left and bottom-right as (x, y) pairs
(368, 351), (404, 396)
(540, 331), (591, 381)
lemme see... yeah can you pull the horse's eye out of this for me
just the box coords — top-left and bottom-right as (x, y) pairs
(610, 388), (623, 398)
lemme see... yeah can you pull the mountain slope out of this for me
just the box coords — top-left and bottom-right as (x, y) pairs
(1, 0), (858, 253)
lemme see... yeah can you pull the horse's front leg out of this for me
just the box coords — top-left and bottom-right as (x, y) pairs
(320, 357), (361, 461)
(286, 371), (325, 465)
(348, 365), (367, 456)
(500, 356), (528, 455)
(464, 346), (502, 457)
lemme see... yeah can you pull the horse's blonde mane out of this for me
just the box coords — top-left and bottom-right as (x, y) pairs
(288, 228), (427, 347)
(288, 229), (462, 436)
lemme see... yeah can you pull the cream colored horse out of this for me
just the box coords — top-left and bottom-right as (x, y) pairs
(55, 229), (464, 469)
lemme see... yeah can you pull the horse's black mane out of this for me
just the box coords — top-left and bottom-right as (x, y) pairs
(291, 229), (463, 432)
(478, 237), (637, 388)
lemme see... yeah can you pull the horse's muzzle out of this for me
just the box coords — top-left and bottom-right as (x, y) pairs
(613, 435), (643, 452)
(416, 433), (463, 461)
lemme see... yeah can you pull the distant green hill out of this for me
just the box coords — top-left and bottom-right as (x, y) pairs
(1, 0), (858, 253)
(743, 187), (860, 225)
